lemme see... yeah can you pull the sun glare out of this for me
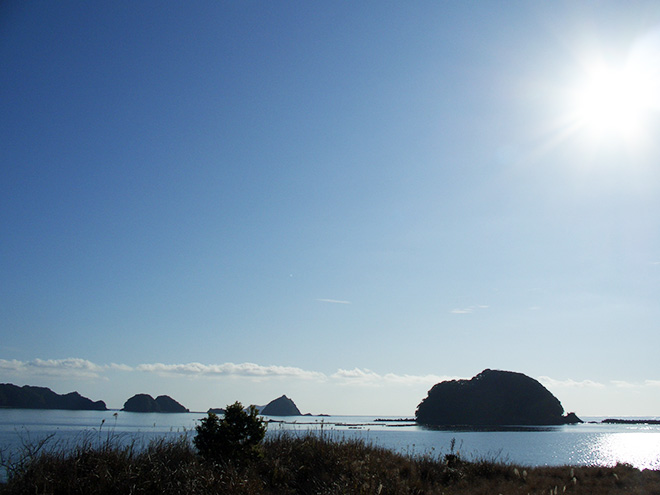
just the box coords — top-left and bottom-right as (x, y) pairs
(566, 28), (660, 148)
(572, 63), (654, 142)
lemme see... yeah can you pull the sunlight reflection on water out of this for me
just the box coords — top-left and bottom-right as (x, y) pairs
(594, 432), (660, 470)
(269, 418), (660, 469)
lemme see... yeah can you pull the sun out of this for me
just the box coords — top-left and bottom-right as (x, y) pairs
(571, 62), (655, 142)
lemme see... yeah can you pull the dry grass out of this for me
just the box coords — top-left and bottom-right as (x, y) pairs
(2, 430), (660, 494)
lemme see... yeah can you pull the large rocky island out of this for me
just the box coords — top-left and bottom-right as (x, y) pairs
(416, 369), (581, 426)
(0, 383), (107, 410)
(260, 395), (302, 416)
(122, 394), (189, 413)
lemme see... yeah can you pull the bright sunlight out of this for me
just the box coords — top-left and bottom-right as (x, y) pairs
(572, 62), (654, 142)
(568, 29), (660, 146)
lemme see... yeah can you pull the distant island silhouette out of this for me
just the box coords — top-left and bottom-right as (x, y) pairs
(6, 379), (656, 425)
(122, 394), (189, 413)
(260, 395), (302, 416)
(416, 369), (582, 426)
(0, 383), (106, 411)
(208, 395), (304, 417)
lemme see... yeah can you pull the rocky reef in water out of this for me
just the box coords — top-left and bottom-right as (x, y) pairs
(122, 393), (189, 413)
(260, 395), (302, 416)
(415, 369), (582, 426)
(602, 418), (660, 425)
(0, 383), (107, 411)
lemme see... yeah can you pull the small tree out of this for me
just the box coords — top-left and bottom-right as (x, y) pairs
(194, 401), (266, 464)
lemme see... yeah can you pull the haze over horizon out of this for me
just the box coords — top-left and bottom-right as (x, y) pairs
(2, 2), (660, 416)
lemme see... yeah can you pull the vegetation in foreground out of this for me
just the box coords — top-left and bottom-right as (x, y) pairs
(1, 405), (659, 494)
(3, 434), (660, 494)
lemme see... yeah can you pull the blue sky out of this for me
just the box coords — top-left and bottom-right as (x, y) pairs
(2, 1), (660, 415)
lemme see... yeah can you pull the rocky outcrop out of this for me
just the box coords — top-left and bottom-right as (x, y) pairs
(415, 369), (582, 426)
(122, 394), (189, 413)
(260, 395), (302, 416)
(122, 394), (159, 412)
(0, 383), (107, 410)
(155, 395), (189, 413)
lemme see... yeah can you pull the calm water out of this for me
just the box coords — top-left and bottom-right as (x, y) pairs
(1, 410), (659, 473)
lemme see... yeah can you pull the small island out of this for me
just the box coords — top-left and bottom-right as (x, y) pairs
(0, 383), (107, 411)
(415, 369), (582, 426)
(122, 394), (189, 413)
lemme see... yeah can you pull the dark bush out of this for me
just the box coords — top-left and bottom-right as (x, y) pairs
(193, 402), (266, 464)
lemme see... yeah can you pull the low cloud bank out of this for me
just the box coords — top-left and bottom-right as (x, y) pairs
(135, 362), (325, 380)
(4, 358), (659, 401)
(538, 376), (607, 389)
(0, 358), (104, 378)
(332, 368), (454, 386)
(1, 358), (450, 386)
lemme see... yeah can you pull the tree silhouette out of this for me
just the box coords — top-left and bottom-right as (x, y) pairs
(193, 401), (266, 464)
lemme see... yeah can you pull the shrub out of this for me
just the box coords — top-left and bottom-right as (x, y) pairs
(193, 402), (266, 465)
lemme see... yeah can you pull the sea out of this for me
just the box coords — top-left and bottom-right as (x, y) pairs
(1, 409), (659, 480)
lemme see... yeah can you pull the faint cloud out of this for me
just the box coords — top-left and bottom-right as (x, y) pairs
(0, 358), (104, 379)
(100, 360), (453, 386)
(0, 356), (466, 391)
(529, 306), (541, 311)
(0, 358), (329, 382)
(612, 380), (637, 388)
(332, 367), (451, 386)
(135, 362), (326, 380)
(538, 376), (606, 389)
(108, 363), (133, 372)
(450, 304), (488, 314)
(0, 359), (24, 371)
(317, 298), (351, 305)
(381, 372), (452, 385)
(333, 368), (381, 381)
(611, 380), (660, 389)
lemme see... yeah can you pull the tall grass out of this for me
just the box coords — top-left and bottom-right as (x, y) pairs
(2, 429), (660, 494)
